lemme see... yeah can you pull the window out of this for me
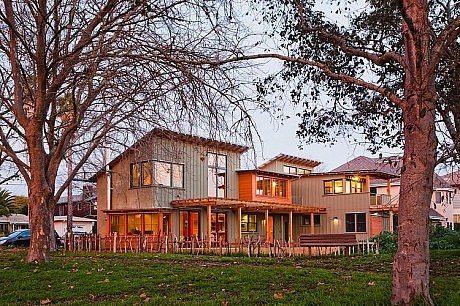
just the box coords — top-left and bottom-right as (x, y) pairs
(302, 214), (321, 226)
(110, 215), (126, 234)
(256, 176), (287, 198)
(180, 211), (199, 240)
(345, 213), (366, 233)
(127, 214), (142, 234)
(141, 161), (152, 186)
(297, 168), (310, 175)
(435, 191), (442, 204)
(324, 179), (343, 194)
(144, 214), (159, 234)
(283, 165), (310, 175)
(130, 160), (183, 188)
(283, 165), (297, 174)
(208, 153), (226, 198)
(241, 214), (257, 232)
(130, 163), (141, 188)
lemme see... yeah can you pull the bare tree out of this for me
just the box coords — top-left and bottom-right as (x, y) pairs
(0, 0), (256, 263)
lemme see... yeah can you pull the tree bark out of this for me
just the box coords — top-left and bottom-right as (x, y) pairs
(27, 170), (53, 263)
(392, 1), (437, 303)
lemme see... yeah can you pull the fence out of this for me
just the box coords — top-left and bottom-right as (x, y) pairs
(63, 234), (379, 256)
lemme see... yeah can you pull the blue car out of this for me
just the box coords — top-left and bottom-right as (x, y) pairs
(0, 229), (62, 247)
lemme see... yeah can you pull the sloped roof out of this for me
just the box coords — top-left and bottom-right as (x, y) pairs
(429, 208), (446, 221)
(332, 156), (451, 189)
(442, 170), (460, 187)
(259, 153), (321, 169)
(331, 156), (401, 176)
(0, 214), (29, 224)
(90, 128), (249, 181)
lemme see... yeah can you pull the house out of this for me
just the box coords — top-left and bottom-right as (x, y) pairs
(54, 185), (97, 219)
(441, 170), (460, 230)
(291, 167), (398, 239)
(330, 156), (455, 231)
(0, 213), (29, 235)
(54, 216), (96, 237)
(91, 129), (325, 247)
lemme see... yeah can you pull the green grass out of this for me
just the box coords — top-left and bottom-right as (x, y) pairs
(0, 249), (459, 305)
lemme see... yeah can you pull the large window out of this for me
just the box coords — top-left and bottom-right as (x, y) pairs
(324, 179), (343, 194)
(241, 214), (257, 232)
(130, 160), (184, 188)
(127, 214), (142, 234)
(345, 213), (367, 233)
(256, 176), (287, 198)
(110, 213), (170, 235)
(179, 211), (199, 240)
(208, 153), (227, 198)
(110, 215), (126, 234)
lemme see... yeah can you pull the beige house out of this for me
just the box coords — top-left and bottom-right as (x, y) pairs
(92, 129), (324, 247)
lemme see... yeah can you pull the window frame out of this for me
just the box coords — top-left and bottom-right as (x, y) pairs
(345, 213), (367, 233)
(324, 179), (344, 195)
(301, 214), (321, 226)
(241, 214), (257, 232)
(130, 160), (184, 189)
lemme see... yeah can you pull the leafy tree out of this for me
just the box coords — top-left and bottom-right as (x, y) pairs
(10, 196), (29, 215)
(242, 0), (459, 304)
(0, 0), (254, 263)
(0, 188), (14, 216)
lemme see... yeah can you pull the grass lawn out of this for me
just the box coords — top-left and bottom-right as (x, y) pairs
(0, 249), (459, 305)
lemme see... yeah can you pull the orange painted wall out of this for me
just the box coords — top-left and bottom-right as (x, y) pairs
(238, 172), (292, 204)
(370, 216), (383, 236)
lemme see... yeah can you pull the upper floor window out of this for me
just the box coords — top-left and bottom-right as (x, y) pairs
(283, 165), (297, 174)
(345, 179), (364, 193)
(283, 165), (310, 175)
(208, 153), (226, 197)
(324, 179), (343, 194)
(256, 176), (287, 198)
(130, 160), (184, 188)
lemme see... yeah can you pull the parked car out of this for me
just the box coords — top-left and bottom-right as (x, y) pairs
(0, 229), (62, 247)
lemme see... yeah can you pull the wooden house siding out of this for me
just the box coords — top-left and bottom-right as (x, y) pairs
(292, 175), (371, 239)
(97, 133), (243, 237)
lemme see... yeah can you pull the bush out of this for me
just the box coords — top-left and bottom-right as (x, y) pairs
(429, 224), (460, 249)
(372, 231), (398, 254)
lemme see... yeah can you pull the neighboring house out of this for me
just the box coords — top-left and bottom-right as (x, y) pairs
(54, 185), (97, 219)
(91, 129), (325, 246)
(291, 169), (398, 239)
(54, 216), (96, 237)
(331, 156), (455, 230)
(442, 170), (460, 230)
(0, 213), (29, 234)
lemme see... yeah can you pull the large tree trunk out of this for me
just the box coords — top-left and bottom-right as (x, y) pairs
(392, 1), (437, 303)
(27, 176), (53, 263)
(391, 94), (437, 304)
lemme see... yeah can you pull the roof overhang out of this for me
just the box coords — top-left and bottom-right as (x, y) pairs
(236, 169), (299, 179)
(171, 197), (326, 214)
(259, 153), (321, 169)
(309, 170), (398, 180)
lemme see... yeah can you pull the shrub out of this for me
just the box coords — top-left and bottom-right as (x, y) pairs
(372, 231), (398, 254)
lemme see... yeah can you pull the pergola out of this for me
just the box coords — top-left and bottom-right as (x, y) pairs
(171, 197), (326, 248)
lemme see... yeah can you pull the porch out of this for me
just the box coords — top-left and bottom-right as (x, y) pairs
(171, 197), (327, 249)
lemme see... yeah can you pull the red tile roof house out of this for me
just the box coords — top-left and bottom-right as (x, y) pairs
(90, 129), (324, 252)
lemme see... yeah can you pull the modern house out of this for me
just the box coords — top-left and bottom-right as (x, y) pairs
(330, 156), (455, 230)
(92, 129), (325, 247)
